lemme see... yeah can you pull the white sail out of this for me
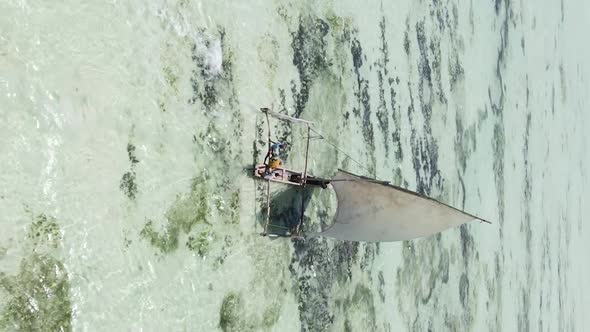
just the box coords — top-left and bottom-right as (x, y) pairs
(317, 170), (486, 242)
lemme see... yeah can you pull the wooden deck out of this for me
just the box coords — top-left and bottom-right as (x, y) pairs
(252, 164), (330, 188)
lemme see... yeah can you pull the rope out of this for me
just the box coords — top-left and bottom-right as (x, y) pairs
(259, 107), (376, 178)
(309, 127), (375, 177)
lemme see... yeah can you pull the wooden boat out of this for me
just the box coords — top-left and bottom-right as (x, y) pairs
(253, 107), (490, 241)
(252, 164), (330, 188)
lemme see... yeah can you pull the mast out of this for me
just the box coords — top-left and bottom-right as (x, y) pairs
(294, 124), (311, 237)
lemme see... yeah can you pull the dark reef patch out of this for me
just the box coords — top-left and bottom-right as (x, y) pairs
(491, 122), (505, 222)
(448, 51), (464, 91)
(403, 19), (411, 56)
(559, 62), (567, 103)
(188, 27), (236, 110)
(560, 0), (564, 22)
(517, 288), (531, 332)
(120, 171), (137, 200)
(396, 237), (455, 330)
(459, 273), (469, 307)
(551, 84), (556, 115)
(27, 213), (62, 249)
(375, 16), (403, 163)
(126, 143), (139, 165)
(335, 282), (378, 331)
(410, 20), (444, 196)
(120, 142), (139, 200)
(395, 1), (492, 329)
(495, 0), (502, 15)
(219, 292), (243, 332)
(289, 237), (377, 331)
(275, 89), (294, 159)
(350, 36), (376, 174)
(486, 1), (512, 329)
(489, 0), (510, 233)
(260, 11), (382, 330)
(376, 16), (391, 156)
(349, 284), (377, 330)
(430, 37), (447, 104)
(140, 174), (211, 255)
(526, 75), (530, 107)
(0, 254), (72, 331)
(290, 238), (349, 331)
(141, 26), (242, 262)
(455, 113), (477, 208)
(218, 290), (282, 331)
(519, 111), (533, 331)
(290, 15), (330, 118)
(390, 76), (403, 164)
(415, 21), (432, 90)
(378, 271), (386, 302)
(0, 213), (72, 331)
(487, 0), (511, 228)
(460, 225), (474, 266)
(522, 113), (532, 252)
(407, 83), (441, 196)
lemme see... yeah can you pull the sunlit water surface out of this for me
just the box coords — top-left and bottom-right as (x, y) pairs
(1, 0), (589, 331)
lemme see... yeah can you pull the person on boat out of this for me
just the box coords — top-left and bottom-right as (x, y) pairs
(264, 141), (287, 173)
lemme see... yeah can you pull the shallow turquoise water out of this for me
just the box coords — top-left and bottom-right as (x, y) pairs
(1, 0), (589, 331)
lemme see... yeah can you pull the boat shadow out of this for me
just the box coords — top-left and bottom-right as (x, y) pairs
(260, 186), (313, 236)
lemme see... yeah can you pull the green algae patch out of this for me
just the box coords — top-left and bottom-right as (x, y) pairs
(351, 284), (376, 326)
(198, 122), (230, 156)
(186, 228), (213, 258)
(324, 10), (353, 34)
(334, 284), (377, 331)
(168, 182), (211, 233)
(27, 213), (62, 249)
(1, 213), (71, 331)
(344, 318), (352, 332)
(140, 170), (241, 257)
(163, 66), (179, 94)
(213, 235), (234, 269)
(218, 292), (282, 331)
(261, 303), (281, 328)
(142, 25), (244, 258)
(0, 254), (72, 331)
(140, 175), (211, 254)
(139, 219), (179, 254)
(219, 292), (243, 332)
(256, 33), (280, 89)
(221, 190), (240, 225)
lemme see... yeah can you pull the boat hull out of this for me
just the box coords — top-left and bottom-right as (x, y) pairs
(252, 164), (330, 188)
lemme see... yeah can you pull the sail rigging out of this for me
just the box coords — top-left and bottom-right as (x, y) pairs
(260, 107), (314, 125)
(255, 107), (489, 241)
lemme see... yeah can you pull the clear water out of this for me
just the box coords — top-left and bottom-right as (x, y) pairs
(1, 0), (588, 331)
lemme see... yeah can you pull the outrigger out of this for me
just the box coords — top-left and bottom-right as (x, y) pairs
(253, 107), (330, 239)
(253, 107), (491, 242)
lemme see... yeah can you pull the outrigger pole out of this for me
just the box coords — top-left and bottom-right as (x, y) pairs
(294, 124), (311, 237)
(262, 109), (272, 236)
